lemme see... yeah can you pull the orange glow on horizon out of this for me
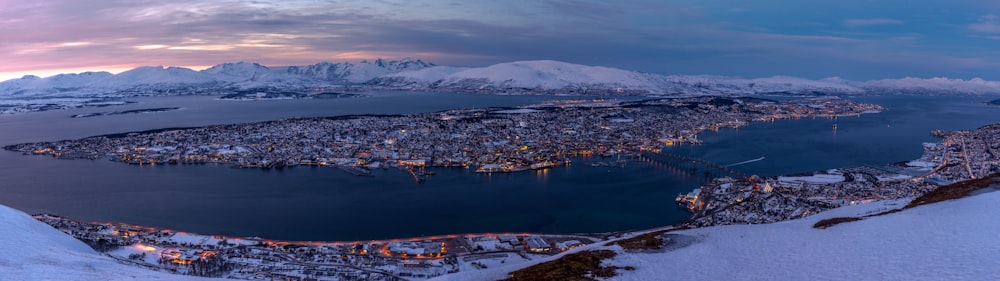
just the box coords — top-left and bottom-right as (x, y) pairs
(0, 66), (130, 81)
(0, 50), (468, 82)
(328, 51), (387, 60)
(0, 65), (216, 81)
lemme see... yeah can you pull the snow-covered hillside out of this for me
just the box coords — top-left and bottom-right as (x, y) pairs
(286, 58), (434, 83)
(375, 60), (662, 93)
(0, 62), (328, 99)
(437, 189), (1000, 281)
(0, 72), (113, 97)
(373, 61), (1000, 95)
(200, 62), (321, 89)
(0, 204), (209, 280)
(375, 60), (994, 96)
(0, 59), (436, 99)
(606, 191), (1000, 281)
(4, 58), (1000, 103)
(862, 77), (1000, 95)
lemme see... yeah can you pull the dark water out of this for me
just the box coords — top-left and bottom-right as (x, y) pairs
(0, 94), (996, 241)
(0, 92), (609, 144)
(667, 96), (1000, 176)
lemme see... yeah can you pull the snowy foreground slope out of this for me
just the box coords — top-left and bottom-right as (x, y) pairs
(1, 186), (997, 280)
(438, 190), (1000, 281)
(0, 204), (209, 281)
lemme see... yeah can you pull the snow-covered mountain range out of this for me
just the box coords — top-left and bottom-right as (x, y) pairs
(3, 59), (1000, 99)
(285, 58), (434, 83)
(370, 60), (867, 96)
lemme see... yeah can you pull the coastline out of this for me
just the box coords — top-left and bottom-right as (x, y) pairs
(30, 120), (999, 279)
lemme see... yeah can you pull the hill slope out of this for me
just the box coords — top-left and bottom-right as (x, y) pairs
(0, 204), (208, 280)
(5, 59), (1000, 99)
(607, 190), (1000, 280)
(286, 58), (434, 83)
(371, 60), (866, 95)
(437, 187), (1000, 280)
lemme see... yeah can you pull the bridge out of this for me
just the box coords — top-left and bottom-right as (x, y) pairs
(638, 151), (749, 180)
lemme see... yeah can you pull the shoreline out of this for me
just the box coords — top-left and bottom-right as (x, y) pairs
(15, 99), (999, 279)
(30, 120), (993, 279)
(676, 121), (1000, 227)
(6, 96), (884, 178)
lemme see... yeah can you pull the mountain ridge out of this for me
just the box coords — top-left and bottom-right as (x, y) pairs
(286, 57), (434, 83)
(4, 59), (1000, 98)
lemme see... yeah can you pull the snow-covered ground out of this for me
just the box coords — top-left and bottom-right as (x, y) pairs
(906, 160), (938, 169)
(0, 204), (210, 281)
(452, 189), (999, 281)
(606, 190), (1000, 280)
(3, 179), (998, 280)
(778, 173), (847, 184)
(492, 108), (543, 114)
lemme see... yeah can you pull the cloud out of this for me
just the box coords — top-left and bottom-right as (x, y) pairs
(969, 14), (1000, 34)
(1, 0), (999, 81)
(844, 18), (903, 27)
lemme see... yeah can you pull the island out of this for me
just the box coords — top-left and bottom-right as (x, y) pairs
(676, 122), (1000, 227)
(7, 97), (883, 180)
(13, 94), (1000, 280)
(28, 120), (1000, 280)
(70, 107), (181, 118)
(218, 90), (364, 101)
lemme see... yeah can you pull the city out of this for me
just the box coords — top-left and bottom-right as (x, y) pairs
(35, 213), (601, 280)
(6, 96), (883, 182)
(28, 119), (1000, 280)
(7, 95), (916, 280)
(6, 1), (1000, 280)
(676, 122), (1000, 227)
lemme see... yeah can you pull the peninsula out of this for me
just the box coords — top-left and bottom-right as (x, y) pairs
(6, 97), (882, 179)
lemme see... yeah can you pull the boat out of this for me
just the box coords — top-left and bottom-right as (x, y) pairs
(504, 166), (529, 172)
(476, 164), (502, 173)
(530, 161), (555, 170)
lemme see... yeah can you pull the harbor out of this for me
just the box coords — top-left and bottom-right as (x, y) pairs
(0, 95), (996, 241)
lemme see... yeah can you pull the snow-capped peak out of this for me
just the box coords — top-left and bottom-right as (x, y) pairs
(103, 65), (213, 86)
(201, 62), (270, 80)
(374, 60), (867, 95)
(195, 61), (329, 88)
(373, 60), (658, 94)
(286, 58), (435, 83)
(0, 71), (114, 95)
(5, 58), (1000, 99)
(862, 77), (1000, 95)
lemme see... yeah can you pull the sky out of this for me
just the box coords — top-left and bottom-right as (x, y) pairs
(2, 0), (1000, 81)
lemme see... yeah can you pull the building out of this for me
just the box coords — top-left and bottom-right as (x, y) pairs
(523, 237), (550, 252)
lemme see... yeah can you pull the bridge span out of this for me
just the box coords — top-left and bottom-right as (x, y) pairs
(637, 152), (750, 179)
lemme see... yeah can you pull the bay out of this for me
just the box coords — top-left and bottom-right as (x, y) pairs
(0, 93), (996, 241)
